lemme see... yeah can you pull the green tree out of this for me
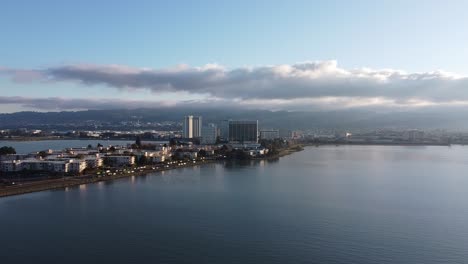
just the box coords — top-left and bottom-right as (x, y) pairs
(0, 146), (16, 155)
(135, 136), (142, 148)
(38, 151), (49, 158)
(198, 149), (207, 157)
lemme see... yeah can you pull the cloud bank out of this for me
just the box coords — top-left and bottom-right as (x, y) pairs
(2, 60), (468, 111)
(2, 95), (468, 113)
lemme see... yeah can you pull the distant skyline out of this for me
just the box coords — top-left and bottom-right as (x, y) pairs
(1, 0), (468, 113)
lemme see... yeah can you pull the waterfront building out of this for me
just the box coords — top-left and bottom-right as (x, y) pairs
(135, 150), (168, 163)
(259, 129), (280, 140)
(47, 161), (70, 173)
(0, 159), (72, 173)
(68, 160), (87, 173)
(175, 150), (198, 159)
(22, 160), (52, 171)
(201, 123), (218, 144)
(183, 115), (202, 138)
(228, 120), (259, 143)
(149, 155), (166, 163)
(84, 156), (104, 168)
(0, 160), (20, 172)
(154, 145), (171, 155)
(0, 154), (30, 162)
(104, 155), (136, 167)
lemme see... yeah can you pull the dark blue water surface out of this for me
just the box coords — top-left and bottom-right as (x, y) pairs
(2, 145), (468, 264)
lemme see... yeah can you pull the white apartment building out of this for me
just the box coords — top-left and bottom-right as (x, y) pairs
(84, 156), (104, 168)
(0, 160), (21, 172)
(104, 155), (136, 167)
(68, 160), (87, 173)
(0, 159), (71, 173)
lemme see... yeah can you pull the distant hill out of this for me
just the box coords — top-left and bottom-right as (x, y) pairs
(1, 108), (468, 131)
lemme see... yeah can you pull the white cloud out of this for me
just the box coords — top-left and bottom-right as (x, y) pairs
(1, 60), (468, 111)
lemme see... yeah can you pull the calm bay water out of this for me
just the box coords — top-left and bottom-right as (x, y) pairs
(2, 145), (468, 263)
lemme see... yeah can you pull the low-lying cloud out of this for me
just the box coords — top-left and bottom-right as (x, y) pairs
(2, 95), (468, 113)
(2, 60), (468, 111)
(0, 96), (178, 111)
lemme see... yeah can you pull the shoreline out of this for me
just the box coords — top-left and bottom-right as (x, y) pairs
(262, 144), (304, 159)
(0, 159), (216, 198)
(0, 145), (305, 198)
(302, 142), (451, 147)
(7, 141), (450, 199)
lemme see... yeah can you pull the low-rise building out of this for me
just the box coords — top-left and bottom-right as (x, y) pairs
(174, 150), (198, 159)
(68, 160), (87, 173)
(104, 155), (136, 167)
(84, 156), (103, 168)
(149, 155), (166, 163)
(47, 161), (69, 173)
(0, 154), (30, 162)
(0, 160), (21, 172)
(259, 129), (280, 140)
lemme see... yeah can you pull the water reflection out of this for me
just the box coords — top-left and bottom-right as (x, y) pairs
(96, 181), (105, 190)
(103, 180), (114, 187)
(3, 145), (468, 264)
(223, 158), (279, 169)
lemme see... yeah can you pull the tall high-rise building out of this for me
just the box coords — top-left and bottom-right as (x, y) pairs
(219, 119), (230, 141)
(228, 120), (258, 143)
(183, 115), (202, 138)
(201, 123), (218, 144)
(192, 116), (202, 138)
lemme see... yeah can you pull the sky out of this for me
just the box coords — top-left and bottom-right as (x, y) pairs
(1, 0), (468, 113)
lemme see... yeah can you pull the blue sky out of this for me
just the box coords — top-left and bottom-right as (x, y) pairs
(1, 0), (468, 112)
